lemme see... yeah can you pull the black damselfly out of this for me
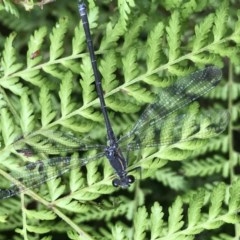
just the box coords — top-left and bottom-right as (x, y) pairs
(0, 1), (228, 199)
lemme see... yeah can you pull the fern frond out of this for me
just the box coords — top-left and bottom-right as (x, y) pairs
(106, 93), (140, 113)
(27, 26), (48, 67)
(69, 164), (85, 193)
(192, 14), (214, 52)
(39, 85), (57, 126)
(123, 84), (155, 103)
(111, 223), (127, 240)
(0, 108), (18, 145)
(122, 47), (139, 81)
(107, 181), (240, 239)
(187, 190), (205, 228)
(25, 209), (56, 221)
(118, 0), (135, 30)
(49, 17), (69, 61)
(59, 71), (75, 117)
(99, 50), (118, 92)
(72, 22), (86, 55)
(19, 94), (35, 133)
(0, 1), (236, 239)
(154, 168), (188, 191)
(21, 224), (51, 234)
(100, 21), (125, 50)
(168, 197), (184, 234)
(122, 15), (147, 50)
(79, 57), (97, 105)
(133, 206), (148, 239)
(150, 202), (164, 239)
(208, 183), (225, 220)
(213, 1), (229, 42)
(146, 22), (164, 71)
(166, 11), (181, 63)
(182, 155), (225, 177)
(1, 32), (23, 76)
(0, 1), (19, 17)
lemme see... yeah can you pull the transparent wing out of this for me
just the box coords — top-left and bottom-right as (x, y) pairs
(118, 66), (226, 149)
(119, 107), (229, 150)
(0, 152), (105, 199)
(13, 131), (106, 156)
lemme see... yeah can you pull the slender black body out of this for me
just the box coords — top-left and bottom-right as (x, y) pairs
(78, 1), (134, 188)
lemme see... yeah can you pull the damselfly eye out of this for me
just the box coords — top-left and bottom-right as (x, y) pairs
(127, 175), (135, 184)
(112, 178), (121, 187)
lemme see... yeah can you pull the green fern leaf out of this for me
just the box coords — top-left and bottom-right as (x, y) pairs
(208, 183), (225, 219)
(192, 14), (214, 52)
(99, 51), (118, 92)
(0, 0), (19, 17)
(1, 32), (23, 76)
(67, 229), (92, 240)
(111, 223), (127, 240)
(20, 94), (35, 133)
(122, 15), (147, 50)
(189, 53), (220, 65)
(25, 209), (56, 221)
(27, 26), (48, 68)
(213, 1), (229, 42)
(168, 197), (184, 233)
(228, 179), (240, 213)
(55, 198), (82, 212)
(166, 11), (181, 62)
(118, 0), (135, 29)
(100, 21), (125, 50)
(49, 17), (68, 61)
(25, 225), (51, 234)
(154, 168), (188, 191)
(0, 108), (18, 145)
(150, 202), (164, 239)
(47, 177), (66, 201)
(183, 156), (225, 177)
(146, 22), (164, 71)
(19, 70), (47, 88)
(0, 2), (235, 239)
(80, 57), (96, 105)
(105, 94), (141, 113)
(39, 85), (57, 126)
(69, 164), (85, 193)
(187, 190), (204, 228)
(59, 71), (75, 117)
(122, 47), (139, 81)
(78, 108), (102, 122)
(62, 59), (81, 74)
(133, 206), (148, 240)
(0, 76), (26, 95)
(124, 84), (155, 103)
(86, 155), (101, 186)
(181, 0), (198, 17)
(85, 0), (99, 28)
(44, 65), (67, 81)
(72, 23), (86, 55)
(230, 17), (240, 43)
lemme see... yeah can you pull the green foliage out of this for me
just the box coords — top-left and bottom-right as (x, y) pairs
(0, 0), (239, 239)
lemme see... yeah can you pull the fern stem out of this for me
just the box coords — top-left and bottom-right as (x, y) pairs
(21, 193), (29, 240)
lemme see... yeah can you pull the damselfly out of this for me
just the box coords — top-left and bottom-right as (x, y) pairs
(0, 1), (228, 199)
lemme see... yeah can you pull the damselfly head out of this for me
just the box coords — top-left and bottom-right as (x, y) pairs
(112, 175), (135, 188)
